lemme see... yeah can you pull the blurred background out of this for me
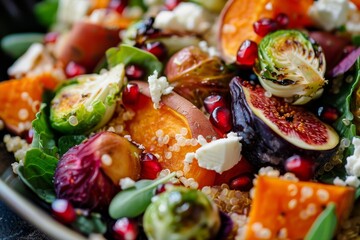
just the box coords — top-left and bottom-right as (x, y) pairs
(0, 0), (45, 80)
(0, 1), (49, 239)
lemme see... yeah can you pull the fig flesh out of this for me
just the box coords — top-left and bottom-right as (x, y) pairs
(54, 131), (141, 211)
(229, 77), (339, 166)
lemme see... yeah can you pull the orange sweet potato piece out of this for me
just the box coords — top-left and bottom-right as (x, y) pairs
(124, 81), (219, 188)
(0, 73), (59, 135)
(218, 0), (314, 62)
(245, 176), (355, 239)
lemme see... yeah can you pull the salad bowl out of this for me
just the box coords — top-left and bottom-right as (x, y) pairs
(1, 0), (360, 239)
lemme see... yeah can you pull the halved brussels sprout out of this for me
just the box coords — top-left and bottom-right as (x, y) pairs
(255, 30), (326, 105)
(143, 186), (221, 240)
(50, 64), (125, 134)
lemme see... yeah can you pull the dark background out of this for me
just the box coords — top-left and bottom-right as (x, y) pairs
(0, 0), (50, 239)
(0, 0), (46, 80)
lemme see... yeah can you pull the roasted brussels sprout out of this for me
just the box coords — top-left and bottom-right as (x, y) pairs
(255, 30), (326, 105)
(50, 64), (125, 134)
(143, 186), (221, 240)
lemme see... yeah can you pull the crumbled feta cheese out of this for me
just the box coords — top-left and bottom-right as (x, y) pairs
(345, 175), (360, 188)
(195, 134), (242, 173)
(154, 2), (214, 35)
(345, 137), (360, 176)
(119, 177), (136, 189)
(148, 70), (174, 109)
(308, 0), (350, 31)
(198, 41), (220, 57)
(57, 0), (90, 26)
(333, 177), (347, 186)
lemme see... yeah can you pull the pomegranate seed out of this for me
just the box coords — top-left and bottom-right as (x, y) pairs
(125, 64), (145, 80)
(25, 128), (34, 144)
(164, 0), (181, 10)
(122, 83), (140, 106)
(230, 174), (253, 191)
(285, 155), (315, 181)
(203, 95), (227, 114)
(253, 18), (278, 37)
(142, 42), (167, 60)
(44, 32), (59, 44)
(140, 153), (162, 180)
(109, 0), (128, 14)
(236, 40), (258, 67)
(317, 106), (339, 123)
(65, 61), (86, 78)
(210, 106), (233, 134)
(275, 13), (289, 29)
(51, 199), (77, 224)
(113, 217), (138, 240)
(140, 152), (158, 161)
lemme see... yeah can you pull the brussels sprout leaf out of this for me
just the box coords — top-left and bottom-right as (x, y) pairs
(106, 44), (163, 76)
(71, 212), (107, 235)
(32, 103), (58, 157)
(58, 135), (87, 157)
(109, 172), (176, 219)
(18, 148), (58, 203)
(304, 203), (337, 240)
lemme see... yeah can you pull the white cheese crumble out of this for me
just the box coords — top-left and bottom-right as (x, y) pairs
(308, 0), (350, 31)
(119, 177), (136, 189)
(345, 137), (360, 176)
(148, 70), (173, 109)
(195, 133), (242, 173)
(57, 0), (90, 26)
(153, 2), (213, 35)
(198, 41), (219, 57)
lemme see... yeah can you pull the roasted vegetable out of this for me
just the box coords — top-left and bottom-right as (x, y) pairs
(143, 186), (221, 240)
(230, 77), (339, 167)
(57, 20), (121, 72)
(218, 0), (314, 62)
(54, 131), (142, 210)
(245, 176), (354, 239)
(255, 30), (326, 105)
(0, 73), (59, 135)
(50, 64), (124, 134)
(165, 46), (234, 107)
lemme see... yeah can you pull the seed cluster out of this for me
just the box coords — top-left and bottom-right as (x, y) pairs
(202, 184), (251, 215)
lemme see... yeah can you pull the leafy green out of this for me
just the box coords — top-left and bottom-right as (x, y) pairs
(318, 59), (360, 183)
(32, 104), (58, 157)
(106, 44), (163, 76)
(1, 33), (44, 58)
(18, 149), (58, 203)
(58, 135), (87, 157)
(304, 203), (337, 240)
(34, 0), (59, 28)
(128, 0), (147, 10)
(109, 172), (176, 219)
(71, 213), (107, 235)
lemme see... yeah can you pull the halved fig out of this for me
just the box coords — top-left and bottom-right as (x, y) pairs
(229, 77), (339, 167)
(165, 46), (234, 107)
